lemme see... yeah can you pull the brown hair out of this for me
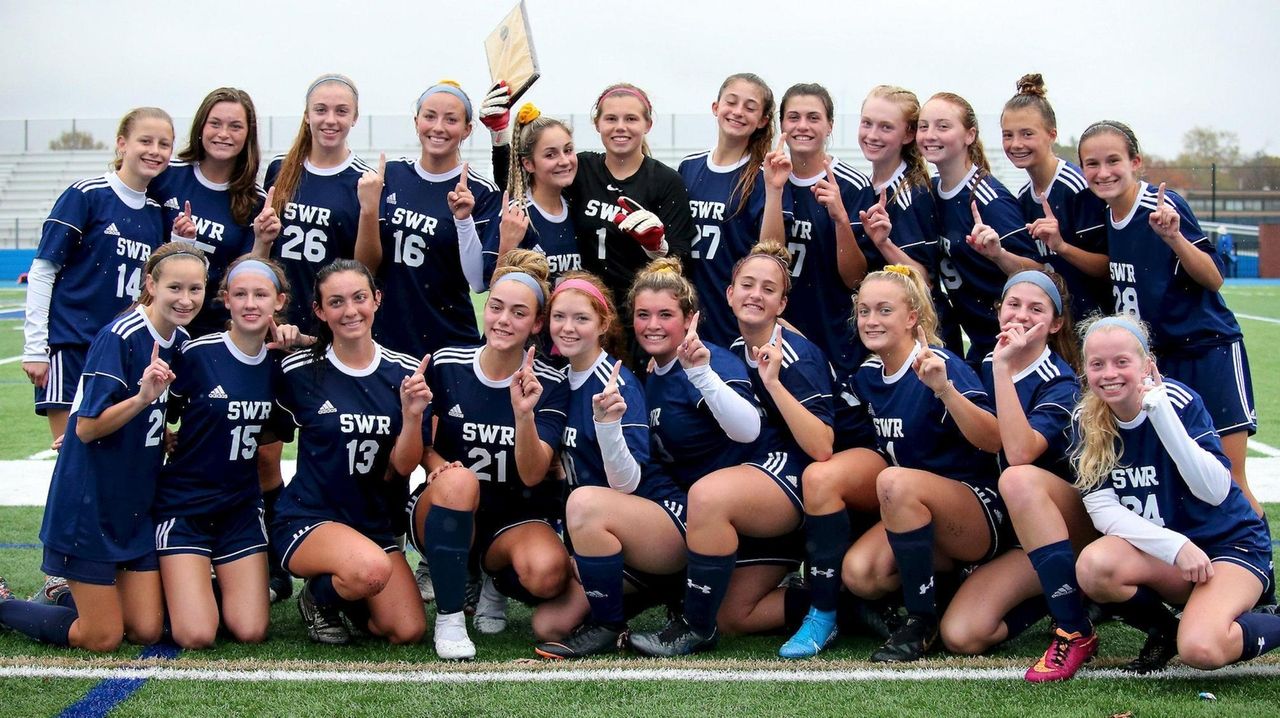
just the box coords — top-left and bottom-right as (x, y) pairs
(1071, 315), (1154, 491)
(1002, 73), (1057, 133)
(731, 240), (793, 297)
(928, 92), (991, 180)
(180, 88), (261, 225)
(137, 242), (207, 307)
(717, 73), (776, 217)
(854, 265), (941, 347)
(507, 111), (573, 204)
(592, 83), (653, 158)
(550, 271), (625, 360)
(271, 74), (359, 217)
(1078, 120), (1141, 162)
(1000, 271), (1080, 371)
(112, 107), (174, 171)
(309, 258), (377, 359)
(863, 85), (931, 195)
(628, 256), (698, 321)
(780, 83), (834, 123)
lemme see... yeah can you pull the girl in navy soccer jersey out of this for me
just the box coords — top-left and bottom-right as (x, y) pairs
(760, 83), (875, 376)
(938, 272), (1096, 681)
(1000, 75), (1109, 320)
(0, 243), (206, 652)
(630, 243), (838, 657)
(530, 273), (689, 659)
(150, 87), (283, 338)
(567, 83), (696, 321)
(918, 92), (1042, 362)
(407, 250), (572, 660)
(23, 107), (192, 444)
(1072, 316), (1280, 673)
(270, 260), (428, 647)
(676, 73), (776, 348)
(259, 73), (369, 604)
(353, 80), (502, 359)
(1077, 121), (1261, 518)
(154, 256), (304, 648)
(838, 266), (1003, 663)
(494, 104), (581, 283)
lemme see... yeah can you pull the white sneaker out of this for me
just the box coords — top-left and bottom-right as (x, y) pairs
(434, 610), (476, 660)
(473, 574), (509, 635)
(415, 559), (435, 603)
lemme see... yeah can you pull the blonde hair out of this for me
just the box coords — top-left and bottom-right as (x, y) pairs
(928, 92), (991, 181)
(731, 240), (793, 297)
(507, 106), (573, 205)
(271, 74), (358, 217)
(863, 86), (930, 195)
(854, 265), (941, 347)
(592, 83), (653, 157)
(113, 107), (174, 171)
(1070, 315), (1154, 491)
(492, 249), (551, 315)
(628, 256), (698, 320)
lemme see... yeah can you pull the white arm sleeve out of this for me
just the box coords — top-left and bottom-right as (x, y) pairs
(684, 364), (760, 443)
(593, 419), (642, 494)
(23, 259), (58, 362)
(1083, 488), (1190, 565)
(456, 216), (485, 293)
(1144, 387), (1233, 505)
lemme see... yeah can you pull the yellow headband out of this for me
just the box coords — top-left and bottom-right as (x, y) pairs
(517, 103), (541, 126)
(883, 264), (912, 278)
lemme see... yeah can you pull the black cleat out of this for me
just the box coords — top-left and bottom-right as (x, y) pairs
(1121, 629), (1177, 674)
(628, 615), (719, 657)
(297, 580), (350, 645)
(870, 614), (938, 663)
(534, 622), (625, 660)
(269, 571), (294, 604)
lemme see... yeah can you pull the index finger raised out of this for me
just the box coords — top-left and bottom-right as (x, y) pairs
(151, 341), (160, 363)
(606, 359), (622, 391)
(183, 201), (192, 220)
(1040, 194), (1056, 220)
(459, 162), (470, 188)
(877, 188), (887, 209)
(523, 346), (535, 370)
(970, 199), (983, 225)
(263, 186), (275, 210)
(378, 152), (387, 176)
(776, 131), (788, 153)
(687, 311), (700, 339)
(416, 353), (432, 376)
(1156, 182), (1167, 208)
(915, 324), (927, 346)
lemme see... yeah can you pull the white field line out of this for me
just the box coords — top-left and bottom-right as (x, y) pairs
(1251, 439), (1280, 458)
(0, 355), (23, 365)
(1237, 313), (1280, 325)
(0, 664), (1277, 683)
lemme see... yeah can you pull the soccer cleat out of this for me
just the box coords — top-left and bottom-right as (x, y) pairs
(269, 571), (294, 604)
(1121, 629), (1177, 674)
(297, 580), (351, 645)
(0, 576), (13, 602)
(414, 558), (435, 603)
(779, 607), (838, 659)
(1025, 627), (1099, 682)
(433, 610), (476, 661)
(534, 621), (625, 660)
(628, 615), (719, 657)
(870, 614), (938, 663)
(29, 575), (69, 606)
(472, 574), (508, 635)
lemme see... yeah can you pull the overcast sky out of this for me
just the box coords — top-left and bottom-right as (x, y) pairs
(3, 0), (1277, 157)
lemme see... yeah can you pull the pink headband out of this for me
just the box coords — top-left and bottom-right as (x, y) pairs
(552, 278), (609, 309)
(596, 87), (651, 112)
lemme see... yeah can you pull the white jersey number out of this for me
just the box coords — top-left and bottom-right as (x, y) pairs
(280, 226), (327, 263)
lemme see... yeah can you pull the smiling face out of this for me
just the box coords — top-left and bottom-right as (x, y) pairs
(859, 96), (913, 166)
(146, 256), (206, 332)
(632, 289), (689, 363)
(1083, 326), (1151, 416)
(415, 92), (472, 163)
(484, 278), (542, 353)
(306, 82), (357, 153)
(917, 98), (975, 169)
(855, 278), (916, 356)
(781, 94), (832, 158)
(117, 117), (175, 183)
(728, 256), (788, 329)
(1001, 107), (1057, 171)
(201, 100), (250, 165)
(523, 125), (577, 191)
(549, 290), (606, 364)
(1079, 131), (1141, 203)
(224, 270), (284, 337)
(713, 79), (769, 144)
(314, 270), (378, 344)
(998, 281), (1062, 338)
(595, 95), (651, 158)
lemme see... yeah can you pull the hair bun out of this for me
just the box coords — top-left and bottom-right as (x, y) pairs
(1015, 73), (1046, 97)
(437, 79), (463, 90)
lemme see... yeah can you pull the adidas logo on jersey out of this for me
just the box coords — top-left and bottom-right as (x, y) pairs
(318, 400), (337, 415)
(386, 193), (397, 205)
(1050, 584), (1076, 599)
(164, 197), (181, 210)
(448, 404), (464, 419)
(207, 385), (228, 399)
(104, 223), (121, 236)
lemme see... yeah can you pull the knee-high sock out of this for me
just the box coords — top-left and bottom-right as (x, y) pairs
(684, 551), (736, 635)
(887, 523), (936, 618)
(804, 510), (851, 613)
(1236, 611), (1280, 660)
(424, 506), (473, 615)
(1027, 540), (1090, 635)
(0, 600), (76, 646)
(575, 552), (625, 628)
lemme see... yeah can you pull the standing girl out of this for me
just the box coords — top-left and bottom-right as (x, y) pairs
(270, 260), (428, 647)
(24, 107), (186, 443)
(1072, 316), (1279, 672)
(1, 243), (206, 651)
(677, 73), (775, 347)
(1077, 120), (1261, 517)
(1001, 74), (1110, 320)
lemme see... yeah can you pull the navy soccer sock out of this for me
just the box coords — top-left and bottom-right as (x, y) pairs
(1109, 585), (1178, 636)
(423, 506), (473, 615)
(575, 552), (625, 629)
(1236, 611), (1280, 660)
(683, 550), (736, 636)
(0, 600), (77, 646)
(887, 523), (936, 619)
(1001, 595), (1049, 641)
(1027, 540), (1091, 635)
(804, 510), (851, 613)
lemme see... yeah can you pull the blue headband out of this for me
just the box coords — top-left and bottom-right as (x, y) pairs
(227, 259), (281, 290)
(494, 272), (544, 308)
(307, 74), (358, 102)
(1002, 271), (1062, 314)
(1086, 316), (1149, 353)
(416, 84), (472, 123)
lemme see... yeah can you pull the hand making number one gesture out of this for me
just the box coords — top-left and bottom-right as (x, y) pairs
(676, 311), (710, 369)
(1026, 194), (1063, 252)
(591, 360), (627, 423)
(400, 354), (433, 419)
(1148, 182), (1182, 245)
(448, 162), (474, 220)
(253, 187), (281, 246)
(966, 199), (1002, 260)
(510, 346), (543, 417)
(859, 188), (892, 248)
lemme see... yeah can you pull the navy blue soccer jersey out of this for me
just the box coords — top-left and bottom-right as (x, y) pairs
(272, 344), (424, 538)
(645, 343), (759, 490)
(36, 173), (166, 349)
(263, 153), (369, 327)
(678, 152), (768, 347)
(1080, 379), (1267, 553)
(1105, 182), (1241, 354)
(425, 345), (569, 512)
(871, 163), (942, 276)
(934, 166), (1040, 358)
(852, 342), (999, 487)
(509, 194), (581, 281)
(980, 347), (1079, 478)
(371, 159), (501, 358)
(730, 325), (836, 462)
(560, 351), (679, 503)
(156, 332), (275, 517)
(40, 307), (188, 562)
(149, 161), (263, 335)
(780, 159), (877, 375)
(1016, 160), (1110, 319)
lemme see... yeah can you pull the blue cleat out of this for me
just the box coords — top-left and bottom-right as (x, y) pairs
(779, 607), (838, 659)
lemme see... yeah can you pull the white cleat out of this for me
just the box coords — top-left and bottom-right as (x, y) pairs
(434, 610), (476, 661)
